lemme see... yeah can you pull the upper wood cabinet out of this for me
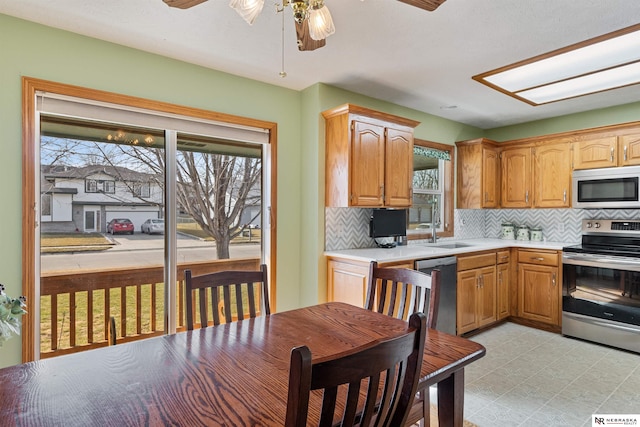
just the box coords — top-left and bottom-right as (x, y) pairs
(574, 133), (640, 169)
(534, 143), (572, 208)
(323, 104), (419, 207)
(501, 147), (533, 208)
(455, 138), (500, 209)
(620, 133), (640, 166)
(573, 136), (618, 169)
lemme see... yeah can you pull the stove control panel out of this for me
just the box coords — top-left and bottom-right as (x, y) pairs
(583, 219), (640, 234)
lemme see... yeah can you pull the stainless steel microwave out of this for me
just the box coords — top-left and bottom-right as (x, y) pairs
(572, 166), (640, 208)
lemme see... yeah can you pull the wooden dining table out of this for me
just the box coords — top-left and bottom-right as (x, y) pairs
(0, 302), (485, 426)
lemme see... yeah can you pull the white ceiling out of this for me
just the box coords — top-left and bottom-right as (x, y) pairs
(2, 0), (639, 129)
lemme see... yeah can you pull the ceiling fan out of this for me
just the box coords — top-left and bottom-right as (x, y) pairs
(162, 0), (447, 51)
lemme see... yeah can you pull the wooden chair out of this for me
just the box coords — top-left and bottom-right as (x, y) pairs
(107, 316), (117, 346)
(184, 264), (270, 330)
(285, 312), (426, 427)
(365, 261), (441, 427)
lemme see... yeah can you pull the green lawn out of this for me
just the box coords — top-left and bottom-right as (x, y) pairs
(41, 284), (166, 353)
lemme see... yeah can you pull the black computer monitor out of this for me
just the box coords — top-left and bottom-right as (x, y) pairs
(369, 209), (407, 238)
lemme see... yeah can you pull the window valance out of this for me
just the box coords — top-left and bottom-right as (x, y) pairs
(413, 146), (451, 161)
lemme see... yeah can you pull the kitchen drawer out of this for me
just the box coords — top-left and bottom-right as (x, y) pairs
(517, 250), (558, 266)
(457, 252), (496, 271)
(496, 250), (510, 264)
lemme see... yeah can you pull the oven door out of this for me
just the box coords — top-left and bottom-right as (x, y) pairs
(563, 252), (640, 327)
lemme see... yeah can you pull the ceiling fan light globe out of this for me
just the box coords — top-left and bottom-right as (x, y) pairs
(308, 4), (335, 41)
(229, 0), (264, 25)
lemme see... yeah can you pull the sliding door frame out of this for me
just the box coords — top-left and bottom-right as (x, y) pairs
(21, 77), (278, 362)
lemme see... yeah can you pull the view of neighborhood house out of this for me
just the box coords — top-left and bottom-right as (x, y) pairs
(38, 114), (263, 356)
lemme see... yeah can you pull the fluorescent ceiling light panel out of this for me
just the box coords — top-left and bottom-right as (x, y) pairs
(518, 61), (640, 104)
(473, 24), (640, 105)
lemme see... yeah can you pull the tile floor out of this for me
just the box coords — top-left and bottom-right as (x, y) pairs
(447, 322), (640, 427)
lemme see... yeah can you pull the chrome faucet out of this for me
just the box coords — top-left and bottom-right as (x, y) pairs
(429, 200), (438, 243)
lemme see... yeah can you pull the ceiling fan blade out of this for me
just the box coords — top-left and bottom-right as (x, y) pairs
(162, 0), (208, 9)
(295, 19), (326, 52)
(397, 0), (447, 11)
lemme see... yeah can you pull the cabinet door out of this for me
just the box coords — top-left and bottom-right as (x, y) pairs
(477, 266), (497, 328)
(351, 120), (385, 206)
(497, 262), (510, 320)
(385, 127), (413, 207)
(501, 147), (532, 208)
(327, 259), (369, 307)
(619, 134), (640, 166)
(573, 136), (617, 170)
(456, 270), (479, 335)
(518, 263), (559, 325)
(482, 146), (501, 208)
(534, 143), (572, 208)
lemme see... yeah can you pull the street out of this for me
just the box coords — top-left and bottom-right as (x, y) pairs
(40, 233), (261, 273)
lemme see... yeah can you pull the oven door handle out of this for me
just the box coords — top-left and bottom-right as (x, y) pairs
(563, 254), (640, 271)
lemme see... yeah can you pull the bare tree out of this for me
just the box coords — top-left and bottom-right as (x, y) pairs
(42, 134), (261, 259)
(126, 144), (262, 259)
(175, 151), (261, 259)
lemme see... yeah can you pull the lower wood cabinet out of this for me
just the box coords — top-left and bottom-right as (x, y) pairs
(456, 252), (497, 335)
(517, 249), (561, 326)
(496, 250), (511, 320)
(327, 247), (563, 335)
(327, 258), (414, 308)
(327, 258), (369, 308)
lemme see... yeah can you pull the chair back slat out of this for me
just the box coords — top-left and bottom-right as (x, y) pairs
(285, 312), (426, 427)
(247, 282), (256, 318)
(365, 261), (441, 329)
(211, 288), (221, 326)
(184, 264), (270, 330)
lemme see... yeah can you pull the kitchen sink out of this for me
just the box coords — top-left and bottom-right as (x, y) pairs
(420, 242), (473, 249)
(435, 243), (473, 249)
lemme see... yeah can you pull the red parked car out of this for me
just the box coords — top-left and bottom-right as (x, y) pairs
(107, 218), (134, 235)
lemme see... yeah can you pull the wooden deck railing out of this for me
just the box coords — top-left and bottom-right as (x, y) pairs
(40, 258), (260, 359)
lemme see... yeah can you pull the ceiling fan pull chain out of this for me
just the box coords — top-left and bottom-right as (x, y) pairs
(279, 5), (287, 78)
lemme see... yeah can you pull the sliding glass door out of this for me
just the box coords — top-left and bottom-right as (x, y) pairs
(32, 89), (271, 359)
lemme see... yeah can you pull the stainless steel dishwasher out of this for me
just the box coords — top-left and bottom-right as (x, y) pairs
(415, 256), (457, 335)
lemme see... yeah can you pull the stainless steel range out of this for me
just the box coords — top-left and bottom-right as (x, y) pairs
(563, 219), (640, 353)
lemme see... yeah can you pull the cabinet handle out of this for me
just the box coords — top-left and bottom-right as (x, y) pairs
(525, 191), (529, 204)
(484, 192), (488, 202)
(610, 147), (615, 162)
(531, 257), (545, 261)
(477, 276), (481, 288)
(552, 272), (556, 287)
(624, 146), (628, 161)
(499, 271), (502, 284)
(563, 189), (567, 203)
(380, 185), (385, 201)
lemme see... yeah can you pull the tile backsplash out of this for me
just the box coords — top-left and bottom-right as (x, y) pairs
(325, 207), (640, 251)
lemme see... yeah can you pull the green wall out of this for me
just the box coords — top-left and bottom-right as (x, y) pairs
(486, 101), (640, 141)
(0, 14), (304, 367)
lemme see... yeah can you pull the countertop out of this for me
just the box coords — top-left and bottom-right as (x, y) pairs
(324, 238), (574, 263)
